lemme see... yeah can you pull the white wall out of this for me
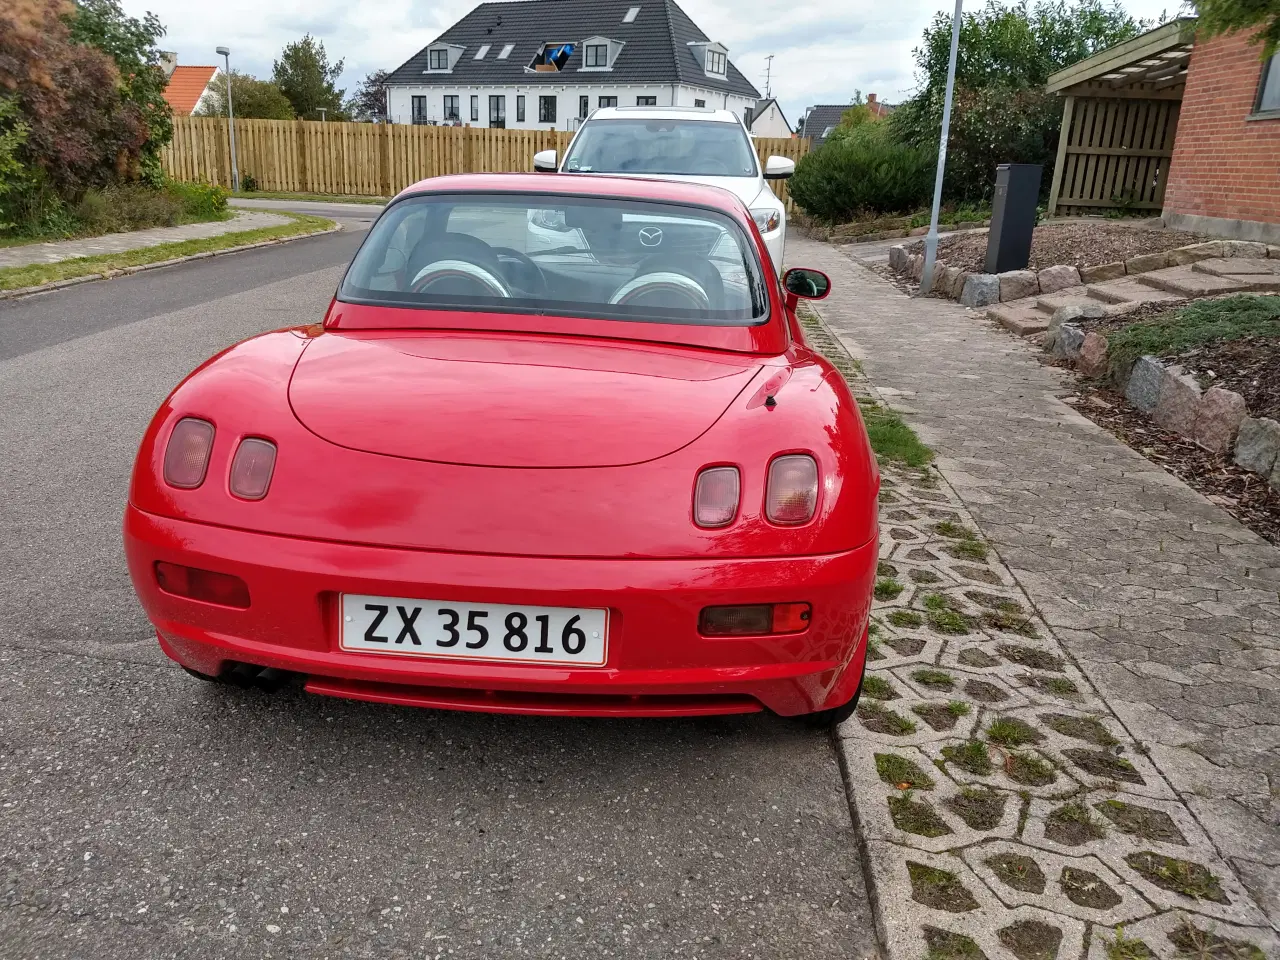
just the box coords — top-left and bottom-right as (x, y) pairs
(748, 101), (791, 138)
(387, 84), (757, 130)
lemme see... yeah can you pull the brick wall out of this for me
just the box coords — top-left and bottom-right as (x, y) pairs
(1164, 29), (1280, 226)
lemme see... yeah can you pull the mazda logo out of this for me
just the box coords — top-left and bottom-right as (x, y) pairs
(638, 226), (663, 247)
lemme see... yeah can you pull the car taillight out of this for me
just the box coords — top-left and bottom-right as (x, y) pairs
(163, 418), (215, 489)
(229, 438), (277, 500)
(154, 561), (250, 608)
(699, 603), (811, 636)
(694, 466), (740, 528)
(766, 455), (818, 524)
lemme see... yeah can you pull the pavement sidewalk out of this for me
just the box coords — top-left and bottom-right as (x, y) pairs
(790, 236), (1280, 952)
(0, 210), (293, 269)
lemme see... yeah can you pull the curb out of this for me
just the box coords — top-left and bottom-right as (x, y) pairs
(0, 223), (342, 302)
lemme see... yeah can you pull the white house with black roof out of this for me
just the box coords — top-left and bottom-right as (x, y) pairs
(383, 0), (761, 131)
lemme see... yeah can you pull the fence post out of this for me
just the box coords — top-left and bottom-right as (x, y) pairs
(295, 119), (309, 193)
(380, 123), (392, 197)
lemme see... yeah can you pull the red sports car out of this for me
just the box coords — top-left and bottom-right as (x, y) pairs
(124, 173), (879, 724)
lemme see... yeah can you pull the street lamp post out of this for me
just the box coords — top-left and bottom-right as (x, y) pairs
(318, 108), (327, 123)
(215, 46), (239, 192)
(919, 0), (963, 295)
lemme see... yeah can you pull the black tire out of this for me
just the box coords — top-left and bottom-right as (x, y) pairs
(796, 664), (865, 729)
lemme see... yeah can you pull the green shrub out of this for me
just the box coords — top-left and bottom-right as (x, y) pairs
(790, 125), (934, 223)
(239, 173), (259, 193)
(164, 180), (229, 219)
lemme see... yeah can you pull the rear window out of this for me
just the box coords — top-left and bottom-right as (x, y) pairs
(563, 119), (758, 177)
(340, 193), (768, 325)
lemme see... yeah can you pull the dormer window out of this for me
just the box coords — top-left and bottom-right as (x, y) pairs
(585, 44), (608, 68)
(707, 49), (726, 75)
(425, 43), (463, 72)
(428, 48), (448, 70)
(688, 41), (728, 79)
(577, 36), (621, 71)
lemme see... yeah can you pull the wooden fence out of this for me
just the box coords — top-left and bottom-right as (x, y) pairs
(162, 116), (810, 210)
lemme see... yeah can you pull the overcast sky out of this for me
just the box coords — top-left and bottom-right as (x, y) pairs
(127, 0), (1178, 126)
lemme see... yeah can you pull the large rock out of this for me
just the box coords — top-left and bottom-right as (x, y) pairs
(959, 273), (1001, 307)
(1269, 245), (1280, 260)
(1125, 251), (1173, 274)
(910, 254), (925, 280)
(1077, 331), (1110, 378)
(937, 265), (960, 298)
(1170, 241), (1222, 264)
(1125, 355), (1165, 413)
(888, 244), (908, 272)
(1037, 264), (1082, 294)
(999, 269), (1039, 301)
(1079, 261), (1126, 282)
(1052, 323), (1085, 360)
(949, 270), (971, 299)
(1193, 387), (1248, 455)
(1234, 417), (1280, 475)
(1153, 366), (1203, 437)
(1049, 302), (1107, 329)
(1222, 240), (1269, 258)
(909, 225), (929, 237)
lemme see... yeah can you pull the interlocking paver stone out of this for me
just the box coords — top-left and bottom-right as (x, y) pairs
(791, 239), (1279, 957)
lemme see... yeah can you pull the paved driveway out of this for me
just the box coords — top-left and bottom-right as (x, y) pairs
(0, 226), (878, 959)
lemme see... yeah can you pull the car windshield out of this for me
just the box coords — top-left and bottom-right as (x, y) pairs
(562, 119), (758, 178)
(340, 193), (768, 325)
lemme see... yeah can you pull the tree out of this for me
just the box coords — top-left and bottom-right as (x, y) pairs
(1193, 0), (1280, 58)
(346, 69), (388, 122)
(196, 71), (295, 120)
(66, 0), (173, 181)
(273, 35), (346, 120)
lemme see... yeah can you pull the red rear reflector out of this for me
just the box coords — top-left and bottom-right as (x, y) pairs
(229, 438), (277, 500)
(766, 454), (818, 524)
(163, 418), (214, 489)
(154, 562), (250, 609)
(699, 603), (811, 637)
(694, 466), (740, 528)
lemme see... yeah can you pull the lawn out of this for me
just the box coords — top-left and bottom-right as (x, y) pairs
(233, 190), (387, 205)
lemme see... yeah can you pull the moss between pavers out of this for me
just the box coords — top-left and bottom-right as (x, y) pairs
(887, 609), (925, 628)
(943, 787), (1007, 830)
(1040, 713), (1118, 747)
(876, 752), (935, 790)
(986, 717), (1044, 748)
(986, 852), (1046, 894)
(890, 795), (952, 837)
(1094, 799), (1187, 845)
(980, 610), (1040, 638)
(1168, 918), (1265, 960)
(946, 540), (990, 562)
(874, 577), (905, 601)
(913, 668), (956, 691)
(1063, 748), (1144, 784)
(998, 919), (1063, 960)
(998, 644), (1065, 672)
(912, 701), (970, 731)
(1060, 866), (1123, 909)
(858, 701), (917, 735)
(908, 862), (979, 912)
(862, 674), (898, 700)
(943, 739), (994, 776)
(1004, 752), (1057, 786)
(1044, 801), (1107, 845)
(935, 521), (980, 540)
(1021, 674), (1081, 699)
(923, 925), (988, 960)
(1125, 851), (1228, 903)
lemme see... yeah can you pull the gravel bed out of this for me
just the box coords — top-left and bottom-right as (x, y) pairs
(906, 221), (1204, 272)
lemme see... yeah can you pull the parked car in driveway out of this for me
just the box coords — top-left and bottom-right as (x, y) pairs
(533, 106), (793, 267)
(124, 172), (878, 725)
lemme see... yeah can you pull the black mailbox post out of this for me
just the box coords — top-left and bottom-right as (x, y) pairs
(984, 163), (1043, 275)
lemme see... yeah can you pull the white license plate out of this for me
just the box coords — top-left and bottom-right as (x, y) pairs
(340, 594), (608, 667)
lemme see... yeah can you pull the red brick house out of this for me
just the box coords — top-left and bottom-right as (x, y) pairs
(1162, 29), (1280, 241)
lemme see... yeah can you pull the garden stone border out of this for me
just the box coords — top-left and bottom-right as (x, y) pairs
(811, 217), (992, 246)
(887, 237), (1278, 305)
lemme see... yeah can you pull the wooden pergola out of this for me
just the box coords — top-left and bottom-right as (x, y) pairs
(1046, 18), (1197, 217)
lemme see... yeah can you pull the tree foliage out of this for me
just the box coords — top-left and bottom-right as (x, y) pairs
(196, 71), (295, 120)
(346, 69), (389, 122)
(273, 35), (347, 120)
(790, 124), (935, 221)
(1192, 0), (1280, 58)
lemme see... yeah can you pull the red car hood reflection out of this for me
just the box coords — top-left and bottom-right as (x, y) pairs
(288, 332), (763, 468)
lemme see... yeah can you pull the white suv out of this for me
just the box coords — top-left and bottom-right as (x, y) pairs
(534, 106), (793, 267)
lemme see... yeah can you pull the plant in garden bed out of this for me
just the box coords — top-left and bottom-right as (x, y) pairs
(1105, 295), (1280, 376)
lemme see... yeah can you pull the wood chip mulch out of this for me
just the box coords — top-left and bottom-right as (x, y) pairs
(1064, 384), (1280, 546)
(905, 222), (1204, 273)
(1174, 336), (1280, 421)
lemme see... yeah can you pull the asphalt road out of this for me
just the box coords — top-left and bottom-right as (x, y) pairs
(0, 217), (878, 959)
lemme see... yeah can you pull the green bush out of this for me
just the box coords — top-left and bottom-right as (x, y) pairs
(164, 180), (229, 219)
(239, 173), (259, 193)
(789, 126), (934, 223)
(62, 181), (227, 238)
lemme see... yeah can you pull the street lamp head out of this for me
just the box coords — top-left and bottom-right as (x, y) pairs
(216, 46), (230, 57)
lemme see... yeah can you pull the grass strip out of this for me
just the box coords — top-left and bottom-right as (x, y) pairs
(1106, 294), (1280, 371)
(233, 190), (387, 205)
(0, 213), (335, 292)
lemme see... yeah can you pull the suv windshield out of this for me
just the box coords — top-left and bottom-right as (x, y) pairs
(562, 119), (757, 177)
(340, 193), (768, 325)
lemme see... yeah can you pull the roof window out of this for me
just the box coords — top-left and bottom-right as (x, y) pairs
(497, 43), (515, 59)
(474, 44), (491, 59)
(623, 6), (640, 21)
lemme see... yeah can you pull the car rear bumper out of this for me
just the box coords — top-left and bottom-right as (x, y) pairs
(124, 505), (874, 717)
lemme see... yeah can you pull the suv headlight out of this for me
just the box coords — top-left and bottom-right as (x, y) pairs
(751, 208), (781, 234)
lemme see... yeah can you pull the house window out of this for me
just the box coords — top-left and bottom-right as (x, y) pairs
(489, 95), (506, 128)
(1257, 54), (1280, 114)
(470, 95), (479, 122)
(623, 6), (640, 22)
(497, 44), (515, 60)
(579, 95), (590, 118)
(411, 95), (428, 124)
(707, 50), (726, 75)
(443, 95), (459, 121)
(539, 95), (557, 123)
(636, 96), (656, 106)
(516, 95), (526, 122)
(694, 98), (706, 108)
(428, 48), (449, 70)
(585, 44), (608, 68)
(598, 96), (618, 108)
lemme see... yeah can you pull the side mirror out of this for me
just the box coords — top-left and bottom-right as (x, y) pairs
(533, 149), (558, 172)
(763, 156), (795, 180)
(782, 267), (830, 300)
